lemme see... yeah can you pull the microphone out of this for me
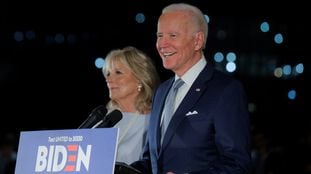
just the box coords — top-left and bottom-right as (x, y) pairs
(95, 109), (123, 128)
(78, 105), (107, 129)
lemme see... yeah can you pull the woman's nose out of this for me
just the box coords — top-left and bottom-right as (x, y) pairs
(106, 77), (113, 84)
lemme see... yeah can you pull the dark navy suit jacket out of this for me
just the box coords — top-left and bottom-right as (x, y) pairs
(132, 65), (251, 174)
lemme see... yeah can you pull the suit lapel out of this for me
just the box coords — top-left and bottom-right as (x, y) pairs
(160, 65), (214, 153)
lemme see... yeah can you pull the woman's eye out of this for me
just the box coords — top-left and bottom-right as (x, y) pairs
(116, 70), (122, 74)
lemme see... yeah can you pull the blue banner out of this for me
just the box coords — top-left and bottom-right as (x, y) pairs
(15, 128), (118, 174)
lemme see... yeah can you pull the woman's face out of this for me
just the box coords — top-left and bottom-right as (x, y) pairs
(105, 61), (140, 105)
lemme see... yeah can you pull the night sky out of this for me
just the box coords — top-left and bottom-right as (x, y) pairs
(1, 0), (309, 150)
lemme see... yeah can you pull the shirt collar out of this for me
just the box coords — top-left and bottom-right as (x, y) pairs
(175, 57), (207, 86)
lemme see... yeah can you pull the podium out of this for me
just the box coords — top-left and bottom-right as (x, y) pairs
(15, 128), (119, 174)
(115, 162), (142, 174)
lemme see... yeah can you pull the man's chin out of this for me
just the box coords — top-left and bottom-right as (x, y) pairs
(163, 64), (173, 70)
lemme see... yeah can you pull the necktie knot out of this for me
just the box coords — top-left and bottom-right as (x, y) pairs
(173, 78), (184, 91)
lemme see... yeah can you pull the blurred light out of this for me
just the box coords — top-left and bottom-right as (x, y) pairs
(274, 33), (284, 44)
(260, 21), (270, 32)
(226, 52), (236, 62)
(25, 30), (36, 40)
(67, 34), (77, 45)
(204, 14), (210, 23)
(248, 103), (256, 113)
(295, 63), (304, 74)
(226, 62), (236, 73)
(81, 32), (90, 41)
(14, 31), (24, 42)
(45, 35), (54, 45)
(216, 30), (227, 40)
(273, 67), (283, 78)
(282, 65), (291, 75)
(95, 57), (105, 69)
(214, 52), (224, 62)
(135, 13), (145, 23)
(288, 89), (296, 100)
(267, 59), (277, 71)
(214, 63), (224, 72)
(55, 33), (65, 44)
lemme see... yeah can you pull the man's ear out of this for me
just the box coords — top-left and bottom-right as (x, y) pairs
(194, 31), (204, 51)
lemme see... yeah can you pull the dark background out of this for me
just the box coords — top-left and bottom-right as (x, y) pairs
(0, 0), (310, 173)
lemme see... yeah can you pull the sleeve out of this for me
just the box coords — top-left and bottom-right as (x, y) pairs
(201, 80), (251, 174)
(130, 134), (152, 173)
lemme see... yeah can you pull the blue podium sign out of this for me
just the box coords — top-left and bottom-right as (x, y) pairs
(15, 128), (118, 174)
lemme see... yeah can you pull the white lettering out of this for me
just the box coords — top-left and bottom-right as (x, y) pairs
(35, 146), (48, 172)
(52, 145), (67, 172)
(76, 145), (92, 171)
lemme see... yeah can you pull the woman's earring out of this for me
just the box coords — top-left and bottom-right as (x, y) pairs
(137, 84), (142, 92)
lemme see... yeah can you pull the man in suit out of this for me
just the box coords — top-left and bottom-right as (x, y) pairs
(131, 3), (251, 174)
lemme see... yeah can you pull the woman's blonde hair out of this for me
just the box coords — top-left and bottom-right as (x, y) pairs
(103, 46), (160, 114)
